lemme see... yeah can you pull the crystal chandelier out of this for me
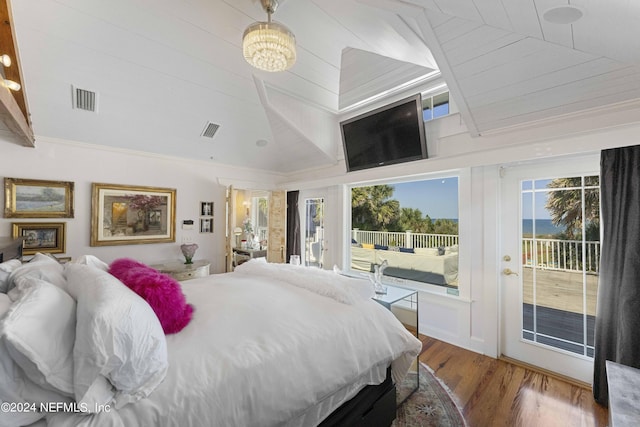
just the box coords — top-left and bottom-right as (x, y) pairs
(242, 0), (296, 72)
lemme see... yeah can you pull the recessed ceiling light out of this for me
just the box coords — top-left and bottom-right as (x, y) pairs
(543, 5), (584, 25)
(256, 139), (269, 147)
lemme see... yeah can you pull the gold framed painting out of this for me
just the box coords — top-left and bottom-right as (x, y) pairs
(91, 183), (176, 246)
(4, 178), (74, 218)
(12, 222), (66, 255)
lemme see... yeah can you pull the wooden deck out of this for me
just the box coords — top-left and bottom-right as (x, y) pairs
(523, 267), (598, 316)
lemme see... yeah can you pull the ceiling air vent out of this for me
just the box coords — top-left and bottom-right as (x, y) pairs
(201, 122), (220, 139)
(71, 85), (98, 112)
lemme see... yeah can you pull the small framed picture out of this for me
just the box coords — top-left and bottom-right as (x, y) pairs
(12, 222), (66, 255)
(200, 218), (213, 233)
(200, 201), (213, 217)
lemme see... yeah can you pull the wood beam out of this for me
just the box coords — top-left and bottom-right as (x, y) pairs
(0, 0), (34, 147)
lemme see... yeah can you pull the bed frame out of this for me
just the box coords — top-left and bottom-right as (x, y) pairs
(318, 368), (396, 427)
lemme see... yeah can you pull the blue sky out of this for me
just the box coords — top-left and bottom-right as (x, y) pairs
(521, 180), (553, 220)
(391, 177), (458, 219)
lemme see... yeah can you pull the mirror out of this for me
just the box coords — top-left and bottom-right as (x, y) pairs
(227, 188), (270, 269)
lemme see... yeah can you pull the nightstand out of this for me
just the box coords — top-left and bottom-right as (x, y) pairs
(232, 248), (267, 267)
(373, 285), (419, 405)
(151, 260), (210, 281)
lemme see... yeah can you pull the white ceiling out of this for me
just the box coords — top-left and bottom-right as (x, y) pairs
(9, 0), (640, 173)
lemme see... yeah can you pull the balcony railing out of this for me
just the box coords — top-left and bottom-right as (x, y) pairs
(522, 238), (600, 273)
(352, 230), (600, 274)
(352, 229), (458, 249)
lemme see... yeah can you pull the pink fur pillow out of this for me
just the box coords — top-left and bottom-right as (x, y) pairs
(109, 258), (194, 334)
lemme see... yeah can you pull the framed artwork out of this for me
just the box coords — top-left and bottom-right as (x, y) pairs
(91, 183), (176, 246)
(12, 222), (66, 255)
(4, 178), (74, 218)
(200, 218), (213, 233)
(200, 201), (214, 217)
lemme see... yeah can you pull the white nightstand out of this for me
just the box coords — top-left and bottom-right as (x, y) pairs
(151, 260), (210, 281)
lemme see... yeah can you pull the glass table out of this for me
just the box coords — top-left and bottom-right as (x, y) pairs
(373, 285), (419, 405)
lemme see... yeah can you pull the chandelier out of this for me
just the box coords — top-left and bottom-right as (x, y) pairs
(242, 0), (296, 72)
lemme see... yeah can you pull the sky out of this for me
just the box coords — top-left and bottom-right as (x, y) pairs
(521, 179), (562, 220)
(391, 177), (458, 219)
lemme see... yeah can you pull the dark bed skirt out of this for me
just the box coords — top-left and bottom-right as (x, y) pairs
(318, 368), (396, 427)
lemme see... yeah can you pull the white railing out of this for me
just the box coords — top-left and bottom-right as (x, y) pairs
(352, 231), (599, 273)
(352, 229), (458, 249)
(522, 238), (600, 273)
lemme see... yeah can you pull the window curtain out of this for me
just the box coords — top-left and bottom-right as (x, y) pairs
(286, 191), (301, 262)
(593, 145), (640, 405)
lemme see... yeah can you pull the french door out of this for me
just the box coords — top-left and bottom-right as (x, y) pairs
(500, 156), (600, 384)
(304, 198), (325, 267)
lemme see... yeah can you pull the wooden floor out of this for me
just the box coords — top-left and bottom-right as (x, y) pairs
(418, 336), (609, 427)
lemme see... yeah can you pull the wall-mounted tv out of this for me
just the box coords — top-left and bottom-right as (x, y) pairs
(340, 94), (427, 172)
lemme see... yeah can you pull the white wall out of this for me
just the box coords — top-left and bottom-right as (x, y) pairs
(0, 136), (282, 271)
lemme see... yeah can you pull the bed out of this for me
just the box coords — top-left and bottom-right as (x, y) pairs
(0, 254), (422, 427)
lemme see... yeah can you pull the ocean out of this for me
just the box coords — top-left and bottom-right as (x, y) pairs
(522, 219), (564, 236)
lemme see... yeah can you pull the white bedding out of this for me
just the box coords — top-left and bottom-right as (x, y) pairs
(45, 265), (422, 427)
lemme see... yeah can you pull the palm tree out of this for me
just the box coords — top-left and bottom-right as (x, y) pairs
(351, 185), (399, 231)
(397, 207), (433, 233)
(545, 177), (599, 239)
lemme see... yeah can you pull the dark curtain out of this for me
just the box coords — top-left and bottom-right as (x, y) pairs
(593, 145), (640, 405)
(286, 191), (301, 262)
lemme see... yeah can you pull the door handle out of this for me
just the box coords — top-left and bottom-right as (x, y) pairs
(502, 268), (518, 276)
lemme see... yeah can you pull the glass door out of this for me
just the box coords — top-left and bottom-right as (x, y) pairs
(304, 198), (324, 267)
(500, 157), (600, 383)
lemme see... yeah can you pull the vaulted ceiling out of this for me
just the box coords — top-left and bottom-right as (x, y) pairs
(8, 0), (640, 173)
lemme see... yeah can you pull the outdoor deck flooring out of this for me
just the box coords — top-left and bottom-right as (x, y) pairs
(523, 267), (598, 316)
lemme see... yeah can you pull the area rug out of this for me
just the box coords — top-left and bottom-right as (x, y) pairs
(393, 363), (467, 427)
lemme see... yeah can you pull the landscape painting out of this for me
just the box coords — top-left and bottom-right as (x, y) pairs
(4, 178), (75, 218)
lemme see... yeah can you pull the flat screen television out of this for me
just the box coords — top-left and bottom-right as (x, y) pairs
(340, 94), (427, 172)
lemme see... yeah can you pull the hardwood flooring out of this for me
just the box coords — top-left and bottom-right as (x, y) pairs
(417, 336), (609, 427)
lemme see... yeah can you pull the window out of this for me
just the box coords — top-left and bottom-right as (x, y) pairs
(349, 177), (459, 289)
(304, 198), (324, 267)
(422, 92), (449, 121)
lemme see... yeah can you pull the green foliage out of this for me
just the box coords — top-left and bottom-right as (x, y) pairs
(351, 185), (458, 235)
(545, 177), (600, 239)
(352, 185), (399, 231)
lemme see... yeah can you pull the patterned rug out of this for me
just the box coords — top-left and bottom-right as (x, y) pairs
(393, 363), (467, 427)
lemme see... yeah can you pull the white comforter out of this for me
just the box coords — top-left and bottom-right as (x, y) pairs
(46, 264), (421, 427)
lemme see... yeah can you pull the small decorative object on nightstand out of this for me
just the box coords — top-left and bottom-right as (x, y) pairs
(151, 259), (210, 282)
(180, 243), (198, 264)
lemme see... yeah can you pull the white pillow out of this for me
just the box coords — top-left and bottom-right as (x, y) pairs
(0, 282), (74, 426)
(0, 259), (22, 293)
(69, 254), (109, 271)
(0, 339), (72, 427)
(2, 276), (76, 397)
(6, 253), (65, 295)
(65, 264), (168, 410)
(0, 293), (11, 317)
